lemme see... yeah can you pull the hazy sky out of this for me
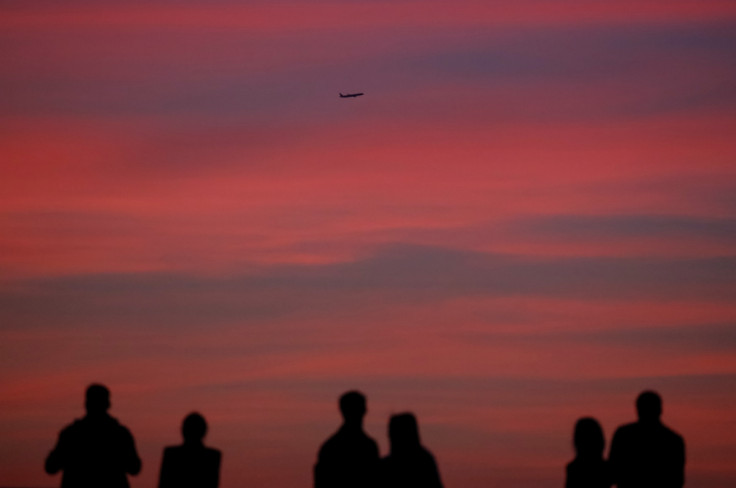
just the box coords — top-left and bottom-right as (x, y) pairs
(2, 1), (736, 487)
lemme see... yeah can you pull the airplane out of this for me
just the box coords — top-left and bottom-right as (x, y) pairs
(339, 92), (364, 98)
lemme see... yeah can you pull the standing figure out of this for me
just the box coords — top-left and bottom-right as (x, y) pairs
(45, 384), (141, 488)
(158, 412), (221, 488)
(609, 391), (686, 488)
(314, 390), (380, 488)
(381, 413), (443, 488)
(565, 417), (611, 488)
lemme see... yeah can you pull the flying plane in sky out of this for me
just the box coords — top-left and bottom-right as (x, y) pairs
(339, 92), (364, 98)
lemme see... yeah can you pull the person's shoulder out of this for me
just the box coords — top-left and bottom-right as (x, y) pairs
(204, 447), (222, 459)
(161, 444), (184, 461)
(317, 429), (342, 455)
(351, 427), (376, 445)
(566, 458), (581, 480)
(62, 418), (83, 431)
(419, 446), (436, 460)
(361, 432), (379, 454)
(59, 417), (86, 437)
(616, 421), (638, 431)
(363, 432), (379, 446)
(613, 421), (639, 437)
(110, 417), (137, 439)
(660, 423), (685, 444)
(321, 429), (341, 446)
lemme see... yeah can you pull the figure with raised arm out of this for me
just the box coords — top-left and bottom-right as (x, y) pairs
(45, 384), (141, 488)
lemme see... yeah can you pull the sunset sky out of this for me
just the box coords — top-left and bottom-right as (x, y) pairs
(1, 1), (736, 487)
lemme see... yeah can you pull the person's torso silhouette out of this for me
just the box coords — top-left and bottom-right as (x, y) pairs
(158, 412), (221, 488)
(609, 391), (685, 488)
(381, 413), (443, 488)
(45, 384), (141, 488)
(314, 391), (379, 488)
(565, 417), (611, 488)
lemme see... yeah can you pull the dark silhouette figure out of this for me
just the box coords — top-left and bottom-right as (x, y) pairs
(45, 384), (141, 488)
(609, 391), (686, 488)
(565, 417), (611, 488)
(381, 413), (443, 488)
(314, 391), (380, 488)
(158, 412), (221, 488)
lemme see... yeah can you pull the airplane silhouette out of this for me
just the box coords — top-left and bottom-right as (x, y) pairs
(340, 92), (364, 98)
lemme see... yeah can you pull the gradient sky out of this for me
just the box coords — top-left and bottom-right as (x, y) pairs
(2, 1), (736, 487)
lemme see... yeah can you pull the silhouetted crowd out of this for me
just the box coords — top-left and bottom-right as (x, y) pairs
(45, 385), (685, 488)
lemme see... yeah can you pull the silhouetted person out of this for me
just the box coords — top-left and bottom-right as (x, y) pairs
(158, 412), (221, 488)
(45, 384), (141, 488)
(566, 417), (611, 488)
(609, 391), (685, 488)
(381, 412), (443, 488)
(314, 390), (379, 488)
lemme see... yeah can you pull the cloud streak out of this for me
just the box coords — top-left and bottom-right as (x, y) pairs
(2, 244), (735, 333)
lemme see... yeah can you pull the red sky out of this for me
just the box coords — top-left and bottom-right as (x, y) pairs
(1, 1), (736, 487)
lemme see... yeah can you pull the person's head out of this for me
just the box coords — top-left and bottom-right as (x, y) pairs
(572, 417), (605, 459)
(388, 412), (421, 453)
(182, 412), (208, 444)
(85, 384), (111, 415)
(636, 390), (662, 423)
(339, 391), (367, 425)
